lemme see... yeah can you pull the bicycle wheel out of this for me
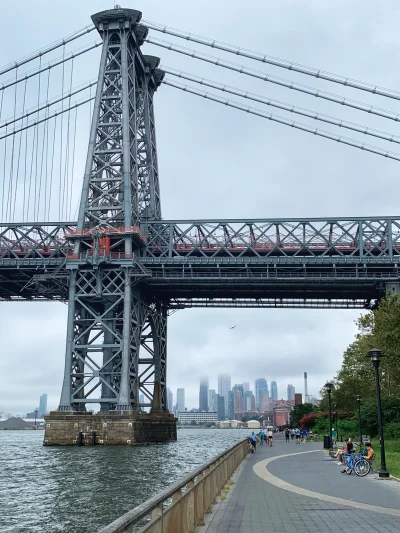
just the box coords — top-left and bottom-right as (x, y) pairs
(354, 459), (370, 477)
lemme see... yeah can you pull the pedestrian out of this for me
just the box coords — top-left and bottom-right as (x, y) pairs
(290, 428), (295, 440)
(285, 428), (290, 442)
(267, 428), (273, 447)
(249, 430), (257, 452)
(301, 427), (307, 443)
(259, 429), (264, 445)
(309, 430), (313, 440)
(295, 427), (301, 444)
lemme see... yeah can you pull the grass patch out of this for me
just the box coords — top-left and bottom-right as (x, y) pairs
(371, 439), (400, 477)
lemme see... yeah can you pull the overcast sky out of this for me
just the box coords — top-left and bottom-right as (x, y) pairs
(1, 0), (400, 413)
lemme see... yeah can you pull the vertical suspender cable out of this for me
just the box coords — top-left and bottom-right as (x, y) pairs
(22, 113), (29, 219)
(27, 121), (37, 221)
(1, 128), (7, 221)
(12, 78), (28, 221)
(47, 115), (57, 221)
(6, 67), (18, 221)
(37, 69), (51, 221)
(33, 56), (42, 221)
(69, 107), (78, 220)
(58, 45), (66, 221)
(62, 59), (74, 219)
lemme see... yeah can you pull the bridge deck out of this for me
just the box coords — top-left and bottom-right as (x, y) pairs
(203, 438), (400, 533)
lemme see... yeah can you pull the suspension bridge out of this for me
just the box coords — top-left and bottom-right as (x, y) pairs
(1, 6), (399, 444)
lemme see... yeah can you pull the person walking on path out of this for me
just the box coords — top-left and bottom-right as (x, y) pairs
(290, 428), (295, 440)
(259, 429), (265, 445)
(285, 428), (290, 442)
(301, 427), (307, 443)
(249, 430), (257, 452)
(267, 429), (273, 447)
(295, 427), (301, 444)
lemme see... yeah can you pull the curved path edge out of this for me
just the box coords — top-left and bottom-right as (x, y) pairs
(253, 449), (400, 517)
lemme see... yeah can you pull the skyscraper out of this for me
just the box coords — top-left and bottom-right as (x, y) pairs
(287, 384), (295, 401)
(139, 393), (145, 411)
(39, 394), (47, 417)
(177, 388), (185, 412)
(217, 394), (225, 420)
(242, 382), (250, 392)
(167, 388), (173, 412)
(228, 390), (234, 420)
(271, 381), (278, 400)
(199, 377), (209, 412)
(208, 389), (217, 412)
(218, 373), (231, 418)
(232, 384), (244, 416)
(244, 390), (255, 411)
(255, 378), (268, 409)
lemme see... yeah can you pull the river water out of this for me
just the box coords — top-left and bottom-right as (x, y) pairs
(0, 428), (246, 533)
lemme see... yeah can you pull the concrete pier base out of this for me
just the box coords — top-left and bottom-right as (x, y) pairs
(43, 410), (177, 446)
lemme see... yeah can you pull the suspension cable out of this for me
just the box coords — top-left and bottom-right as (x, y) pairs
(0, 95), (94, 141)
(0, 24), (96, 77)
(0, 41), (101, 94)
(164, 67), (400, 146)
(144, 20), (400, 101)
(0, 79), (97, 129)
(164, 79), (400, 162)
(147, 37), (400, 123)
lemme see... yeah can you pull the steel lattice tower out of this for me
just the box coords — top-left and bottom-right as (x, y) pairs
(58, 8), (166, 413)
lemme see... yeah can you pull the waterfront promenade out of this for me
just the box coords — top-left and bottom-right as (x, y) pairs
(200, 436), (400, 533)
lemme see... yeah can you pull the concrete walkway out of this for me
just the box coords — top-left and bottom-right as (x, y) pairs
(202, 436), (400, 533)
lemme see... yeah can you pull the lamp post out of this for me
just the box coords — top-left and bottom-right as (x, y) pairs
(367, 348), (389, 479)
(355, 395), (362, 447)
(34, 409), (38, 430)
(334, 404), (338, 443)
(324, 382), (333, 448)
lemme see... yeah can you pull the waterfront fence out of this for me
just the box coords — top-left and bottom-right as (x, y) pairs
(98, 438), (248, 533)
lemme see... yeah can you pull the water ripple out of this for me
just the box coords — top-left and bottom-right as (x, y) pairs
(0, 428), (246, 533)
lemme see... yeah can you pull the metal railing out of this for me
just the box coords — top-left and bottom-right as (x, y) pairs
(98, 439), (248, 533)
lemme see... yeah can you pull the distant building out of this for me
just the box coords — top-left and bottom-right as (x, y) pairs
(232, 384), (244, 415)
(259, 390), (270, 412)
(228, 390), (234, 420)
(242, 382), (250, 392)
(218, 374), (231, 418)
(217, 394), (225, 420)
(255, 378), (268, 409)
(177, 388), (185, 412)
(208, 389), (217, 412)
(178, 411), (217, 425)
(271, 381), (278, 401)
(295, 393), (303, 405)
(139, 393), (145, 411)
(167, 388), (173, 412)
(273, 404), (291, 427)
(287, 384), (295, 401)
(39, 394), (48, 417)
(244, 391), (256, 411)
(199, 377), (209, 412)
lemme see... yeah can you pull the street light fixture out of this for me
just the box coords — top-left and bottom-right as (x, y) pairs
(324, 382), (333, 448)
(367, 348), (389, 479)
(355, 395), (362, 447)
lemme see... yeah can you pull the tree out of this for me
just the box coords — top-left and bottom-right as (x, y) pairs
(290, 403), (314, 426)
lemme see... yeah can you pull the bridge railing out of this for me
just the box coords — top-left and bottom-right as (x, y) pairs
(98, 438), (248, 533)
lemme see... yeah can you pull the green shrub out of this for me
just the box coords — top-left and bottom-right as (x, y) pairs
(383, 422), (400, 440)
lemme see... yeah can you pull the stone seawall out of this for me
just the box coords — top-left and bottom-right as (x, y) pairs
(43, 411), (177, 445)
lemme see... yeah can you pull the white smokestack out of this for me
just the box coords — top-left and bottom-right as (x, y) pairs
(304, 372), (309, 403)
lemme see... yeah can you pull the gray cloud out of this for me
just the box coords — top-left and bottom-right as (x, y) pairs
(0, 0), (396, 412)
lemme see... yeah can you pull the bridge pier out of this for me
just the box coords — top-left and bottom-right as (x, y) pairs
(43, 410), (176, 446)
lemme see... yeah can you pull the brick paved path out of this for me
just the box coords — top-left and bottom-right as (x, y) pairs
(202, 436), (400, 533)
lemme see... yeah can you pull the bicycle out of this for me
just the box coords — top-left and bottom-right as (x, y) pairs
(344, 447), (370, 476)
